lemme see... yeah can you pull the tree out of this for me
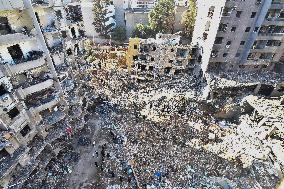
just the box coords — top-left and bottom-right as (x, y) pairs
(93, 0), (114, 37)
(112, 26), (127, 42)
(132, 24), (156, 38)
(181, 0), (197, 38)
(149, 0), (175, 34)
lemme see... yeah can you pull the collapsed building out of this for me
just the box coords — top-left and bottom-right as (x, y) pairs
(0, 0), (91, 188)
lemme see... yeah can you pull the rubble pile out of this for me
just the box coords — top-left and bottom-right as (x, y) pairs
(89, 62), (283, 188)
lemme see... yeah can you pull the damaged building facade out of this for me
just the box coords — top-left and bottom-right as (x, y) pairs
(190, 0), (284, 102)
(126, 33), (200, 77)
(0, 0), (90, 188)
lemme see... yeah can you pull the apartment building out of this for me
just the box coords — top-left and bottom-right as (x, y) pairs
(192, 0), (284, 73)
(0, 0), (89, 188)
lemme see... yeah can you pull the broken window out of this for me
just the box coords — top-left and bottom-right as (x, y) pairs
(0, 17), (12, 35)
(208, 6), (215, 18)
(141, 65), (146, 71)
(266, 40), (281, 46)
(174, 70), (181, 75)
(203, 32), (208, 40)
(222, 7), (232, 17)
(7, 44), (24, 63)
(236, 11), (242, 18)
(20, 125), (31, 137)
(245, 27), (251, 32)
(259, 53), (275, 60)
(251, 12), (256, 18)
(152, 46), (156, 51)
(218, 23), (228, 32)
(211, 50), (218, 58)
(7, 107), (20, 119)
(0, 85), (8, 96)
(67, 48), (72, 55)
(55, 10), (62, 19)
(214, 37), (223, 44)
(61, 31), (67, 38)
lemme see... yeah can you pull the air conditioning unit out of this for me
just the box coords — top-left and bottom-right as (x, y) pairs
(226, 45), (231, 48)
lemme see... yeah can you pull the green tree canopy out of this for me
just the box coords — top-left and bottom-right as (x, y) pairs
(181, 0), (197, 38)
(132, 24), (156, 38)
(93, 0), (114, 37)
(112, 26), (127, 42)
(149, 0), (175, 34)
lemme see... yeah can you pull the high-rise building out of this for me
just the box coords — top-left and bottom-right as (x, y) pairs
(192, 0), (284, 73)
(0, 0), (89, 188)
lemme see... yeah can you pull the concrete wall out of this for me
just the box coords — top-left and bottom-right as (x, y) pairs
(191, 0), (226, 73)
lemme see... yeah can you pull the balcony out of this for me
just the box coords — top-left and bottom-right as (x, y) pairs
(0, 32), (35, 46)
(25, 90), (60, 112)
(17, 79), (55, 99)
(0, 0), (24, 10)
(1, 55), (46, 76)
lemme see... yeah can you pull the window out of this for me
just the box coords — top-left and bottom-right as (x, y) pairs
(223, 53), (228, 57)
(245, 27), (251, 32)
(20, 125), (31, 137)
(211, 50), (218, 58)
(7, 44), (24, 63)
(251, 12), (256, 18)
(231, 26), (236, 32)
(240, 41), (245, 45)
(0, 85), (8, 96)
(254, 27), (259, 32)
(7, 107), (20, 119)
(236, 11), (242, 18)
(218, 23), (227, 32)
(214, 37), (223, 44)
(151, 57), (154, 61)
(203, 32), (208, 40)
(134, 45), (138, 49)
(208, 6), (215, 18)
